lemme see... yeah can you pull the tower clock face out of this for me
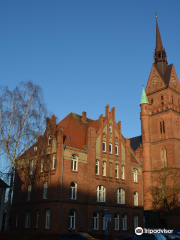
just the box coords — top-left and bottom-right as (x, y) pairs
(152, 76), (159, 85)
(172, 77), (176, 86)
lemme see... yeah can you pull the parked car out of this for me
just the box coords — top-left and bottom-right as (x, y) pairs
(161, 233), (180, 240)
(132, 233), (166, 240)
(61, 232), (98, 240)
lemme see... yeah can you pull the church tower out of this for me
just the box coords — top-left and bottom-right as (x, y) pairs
(141, 16), (180, 227)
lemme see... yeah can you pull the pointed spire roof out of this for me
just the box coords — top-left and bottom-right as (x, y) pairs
(140, 86), (149, 105)
(156, 18), (164, 52)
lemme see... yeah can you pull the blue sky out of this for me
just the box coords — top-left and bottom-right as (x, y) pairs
(1, 0), (180, 139)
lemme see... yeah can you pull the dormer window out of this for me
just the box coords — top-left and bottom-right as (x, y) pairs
(48, 135), (51, 146)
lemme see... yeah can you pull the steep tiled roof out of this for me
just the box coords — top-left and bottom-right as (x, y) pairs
(130, 135), (142, 152)
(154, 63), (173, 86)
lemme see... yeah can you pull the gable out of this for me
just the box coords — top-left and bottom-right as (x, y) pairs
(168, 65), (180, 92)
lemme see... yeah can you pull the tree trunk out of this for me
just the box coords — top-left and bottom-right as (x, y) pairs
(4, 166), (14, 231)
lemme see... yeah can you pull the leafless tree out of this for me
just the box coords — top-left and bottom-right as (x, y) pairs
(149, 169), (180, 228)
(0, 81), (47, 231)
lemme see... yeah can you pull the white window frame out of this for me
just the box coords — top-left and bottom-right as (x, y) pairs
(134, 215), (138, 229)
(122, 214), (127, 230)
(95, 160), (99, 175)
(121, 165), (125, 180)
(115, 145), (118, 155)
(93, 212), (99, 230)
(25, 211), (30, 228)
(134, 192), (138, 206)
(102, 214), (107, 230)
(109, 124), (112, 133)
(36, 211), (39, 228)
(115, 164), (119, 178)
(34, 146), (37, 151)
(29, 160), (33, 175)
(109, 143), (112, 154)
(117, 188), (125, 204)
(41, 158), (44, 172)
(45, 210), (50, 229)
(114, 213), (119, 230)
(103, 142), (106, 152)
(97, 185), (106, 202)
(70, 182), (77, 200)
(102, 162), (106, 176)
(48, 135), (51, 146)
(133, 169), (138, 182)
(27, 185), (31, 201)
(43, 182), (48, 199)
(72, 155), (78, 171)
(15, 212), (18, 227)
(69, 211), (75, 229)
(53, 154), (56, 170)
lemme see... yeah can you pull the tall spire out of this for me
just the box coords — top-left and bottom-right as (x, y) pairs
(154, 14), (167, 71)
(140, 86), (149, 105)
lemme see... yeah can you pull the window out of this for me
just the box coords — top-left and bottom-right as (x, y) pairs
(115, 164), (119, 178)
(46, 155), (50, 171)
(117, 188), (125, 204)
(41, 158), (44, 172)
(45, 210), (50, 229)
(72, 155), (78, 171)
(161, 95), (163, 101)
(122, 214), (127, 230)
(25, 211), (30, 228)
(70, 182), (77, 200)
(102, 162), (106, 176)
(48, 135), (51, 146)
(95, 160), (99, 175)
(161, 147), (167, 168)
(160, 122), (162, 134)
(29, 160), (33, 175)
(27, 185), (31, 201)
(53, 154), (56, 169)
(102, 213), (107, 230)
(69, 211), (75, 229)
(109, 124), (112, 133)
(134, 192), (138, 206)
(109, 144), (112, 154)
(34, 146), (37, 151)
(109, 163), (112, 177)
(15, 212), (18, 228)
(43, 182), (48, 199)
(151, 99), (153, 104)
(97, 185), (106, 202)
(93, 212), (99, 230)
(114, 213), (119, 230)
(133, 169), (138, 182)
(121, 166), (125, 180)
(36, 211), (39, 228)
(103, 142), (106, 152)
(163, 121), (165, 133)
(115, 145), (118, 155)
(134, 215), (138, 229)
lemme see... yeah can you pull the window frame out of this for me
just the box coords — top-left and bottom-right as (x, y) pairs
(95, 160), (99, 175)
(102, 213), (107, 230)
(45, 210), (50, 229)
(122, 214), (127, 230)
(109, 124), (112, 133)
(70, 182), (77, 200)
(121, 165), (125, 180)
(115, 145), (118, 155)
(134, 215), (138, 229)
(102, 161), (106, 176)
(134, 191), (138, 206)
(115, 164), (119, 179)
(133, 169), (138, 182)
(93, 212), (99, 230)
(103, 142), (106, 152)
(53, 154), (56, 170)
(48, 135), (51, 146)
(69, 211), (75, 229)
(43, 182), (48, 199)
(25, 211), (31, 228)
(117, 188), (125, 204)
(72, 155), (78, 171)
(97, 185), (106, 202)
(114, 213), (119, 230)
(41, 158), (44, 172)
(109, 143), (112, 154)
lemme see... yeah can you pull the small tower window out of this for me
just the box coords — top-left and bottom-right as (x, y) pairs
(48, 135), (51, 146)
(160, 122), (162, 134)
(163, 121), (165, 133)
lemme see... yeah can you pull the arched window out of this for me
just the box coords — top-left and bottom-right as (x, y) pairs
(117, 188), (125, 204)
(134, 192), (138, 206)
(43, 182), (48, 199)
(70, 182), (77, 200)
(133, 169), (138, 182)
(102, 213), (107, 230)
(45, 210), (50, 229)
(95, 160), (99, 175)
(53, 154), (56, 169)
(27, 185), (31, 201)
(93, 212), (99, 230)
(97, 186), (106, 202)
(114, 213), (119, 230)
(122, 214), (127, 230)
(161, 147), (167, 168)
(134, 215), (138, 229)
(109, 124), (112, 133)
(69, 211), (75, 229)
(102, 162), (106, 176)
(72, 155), (78, 171)
(48, 135), (51, 146)
(121, 166), (125, 180)
(115, 164), (119, 178)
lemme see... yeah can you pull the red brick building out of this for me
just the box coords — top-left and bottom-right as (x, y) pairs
(12, 106), (143, 238)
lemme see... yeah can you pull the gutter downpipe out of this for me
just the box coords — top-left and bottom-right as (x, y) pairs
(59, 144), (66, 233)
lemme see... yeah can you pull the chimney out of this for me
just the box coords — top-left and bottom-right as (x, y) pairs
(82, 111), (87, 122)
